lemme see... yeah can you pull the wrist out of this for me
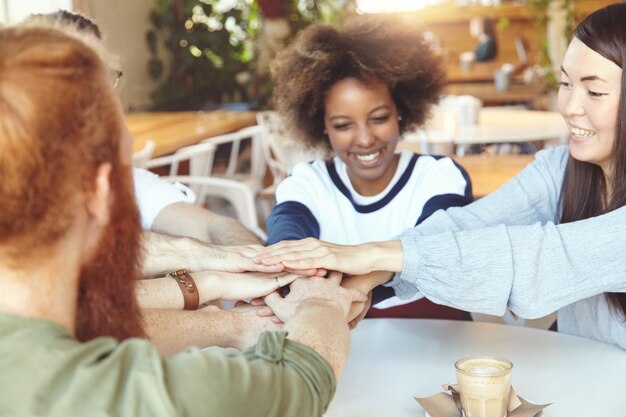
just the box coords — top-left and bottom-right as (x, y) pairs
(193, 271), (223, 303)
(297, 298), (347, 318)
(369, 240), (403, 272)
(183, 238), (215, 272)
(167, 269), (200, 310)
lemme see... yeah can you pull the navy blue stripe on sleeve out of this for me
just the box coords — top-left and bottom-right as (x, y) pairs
(265, 201), (320, 245)
(415, 160), (473, 226)
(415, 193), (473, 226)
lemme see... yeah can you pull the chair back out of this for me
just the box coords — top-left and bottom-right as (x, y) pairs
(132, 140), (155, 168)
(144, 142), (218, 197)
(200, 125), (266, 192)
(256, 111), (329, 185)
(161, 175), (266, 240)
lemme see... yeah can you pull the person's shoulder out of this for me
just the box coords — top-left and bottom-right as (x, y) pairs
(275, 158), (334, 203)
(407, 151), (467, 175)
(133, 167), (160, 185)
(536, 144), (568, 158)
(534, 145), (569, 169)
(286, 158), (339, 187)
(291, 158), (328, 176)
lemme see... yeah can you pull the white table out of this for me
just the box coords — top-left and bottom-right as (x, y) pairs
(455, 108), (568, 145)
(325, 319), (626, 417)
(404, 108), (569, 155)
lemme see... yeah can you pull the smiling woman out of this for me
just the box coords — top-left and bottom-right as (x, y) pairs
(256, 2), (626, 350)
(265, 15), (473, 319)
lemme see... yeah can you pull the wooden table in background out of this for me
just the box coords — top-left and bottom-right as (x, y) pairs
(398, 141), (534, 198)
(127, 110), (257, 157)
(454, 153), (533, 197)
(445, 81), (548, 109)
(446, 61), (505, 83)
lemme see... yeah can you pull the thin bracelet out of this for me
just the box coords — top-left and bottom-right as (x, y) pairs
(168, 269), (200, 310)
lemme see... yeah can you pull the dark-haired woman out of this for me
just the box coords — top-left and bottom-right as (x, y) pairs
(257, 2), (626, 349)
(265, 16), (472, 317)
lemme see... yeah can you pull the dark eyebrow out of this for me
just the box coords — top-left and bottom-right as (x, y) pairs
(328, 104), (392, 121)
(580, 75), (607, 83)
(560, 66), (607, 83)
(368, 104), (392, 115)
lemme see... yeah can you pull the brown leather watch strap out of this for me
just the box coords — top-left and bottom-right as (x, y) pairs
(168, 269), (200, 310)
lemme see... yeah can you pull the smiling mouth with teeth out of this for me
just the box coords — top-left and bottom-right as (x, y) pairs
(571, 127), (596, 137)
(355, 150), (381, 162)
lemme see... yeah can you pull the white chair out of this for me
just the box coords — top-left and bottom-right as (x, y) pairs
(200, 125), (266, 195)
(255, 111), (292, 187)
(132, 140), (155, 168)
(143, 141), (266, 238)
(199, 125), (274, 223)
(161, 175), (266, 240)
(255, 110), (329, 189)
(145, 142), (217, 178)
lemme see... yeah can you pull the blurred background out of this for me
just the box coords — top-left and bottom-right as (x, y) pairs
(0, 0), (614, 113)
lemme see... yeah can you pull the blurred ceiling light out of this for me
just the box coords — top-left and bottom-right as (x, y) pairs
(356, 0), (443, 13)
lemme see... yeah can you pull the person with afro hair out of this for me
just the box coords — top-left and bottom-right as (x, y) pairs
(265, 15), (473, 321)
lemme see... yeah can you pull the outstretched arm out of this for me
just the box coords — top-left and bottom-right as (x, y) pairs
(141, 231), (281, 277)
(143, 304), (281, 355)
(152, 201), (262, 245)
(255, 238), (404, 276)
(136, 270), (301, 310)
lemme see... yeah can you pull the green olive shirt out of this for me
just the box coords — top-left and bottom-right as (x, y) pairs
(0, 313), (335, 416)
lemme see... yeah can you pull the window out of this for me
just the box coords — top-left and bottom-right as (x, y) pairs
(0, 0), (72, 25)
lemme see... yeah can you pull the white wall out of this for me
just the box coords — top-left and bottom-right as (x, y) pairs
(0, 0), (158, 111)
(0, 0), (72, 23)
(75, 0), (160, 111)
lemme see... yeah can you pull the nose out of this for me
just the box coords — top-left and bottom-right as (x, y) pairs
(354, 124), (376, 147)
(563, 89), (585, 118)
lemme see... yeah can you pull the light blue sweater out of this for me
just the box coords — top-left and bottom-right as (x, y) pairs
(391, 146), (626, 349)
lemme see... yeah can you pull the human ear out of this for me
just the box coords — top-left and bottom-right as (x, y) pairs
(86, 163), (112, 226)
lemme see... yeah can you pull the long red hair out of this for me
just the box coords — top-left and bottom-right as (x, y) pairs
(0, 26), (121, 261)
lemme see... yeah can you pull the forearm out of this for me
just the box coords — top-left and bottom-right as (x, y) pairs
(362, 240), (404, 273)
(396, 211), (626, 318)
(284, 300), (350, 379)
(141, 231), (272, 277)
(416, 148), (564, 237)
(207, 216), (262, 245)
(136, 271), (227, 309)
(142, 308), (242, 355)
(152, 201), (262, 245)
(141, 231), (222, 276)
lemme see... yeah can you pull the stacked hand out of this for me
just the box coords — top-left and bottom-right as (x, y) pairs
(194, 243), (325, 277)
(256, 271), (367, 324)
(342, 271), (393, 328)
(253, 238), (365, 275)
(252, 238), (403, 276)
(193, 270), (305, 303)
(199, 303), (283, 351)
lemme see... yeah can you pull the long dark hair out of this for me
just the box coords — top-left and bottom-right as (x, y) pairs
(558, 2), (626, 318)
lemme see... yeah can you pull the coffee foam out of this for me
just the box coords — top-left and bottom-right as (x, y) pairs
(457, 358), (512, 376)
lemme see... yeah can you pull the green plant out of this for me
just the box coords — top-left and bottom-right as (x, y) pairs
(526, 0), (575, 89)
(146, 0), (345, 110)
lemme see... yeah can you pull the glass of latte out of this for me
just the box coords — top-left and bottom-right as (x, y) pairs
(455, 356), (513, 417)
